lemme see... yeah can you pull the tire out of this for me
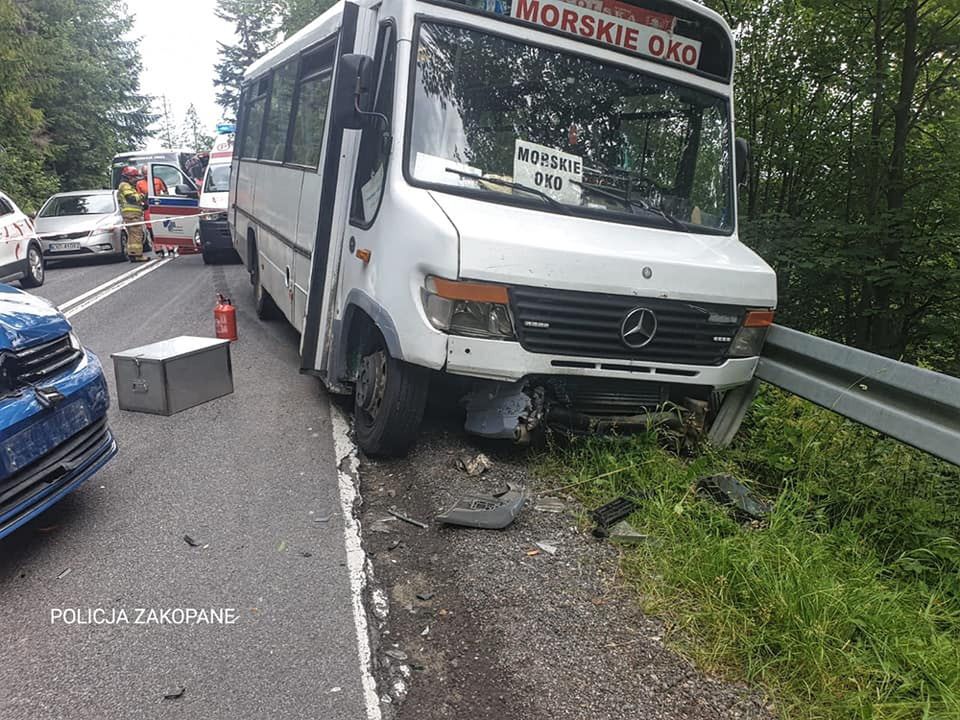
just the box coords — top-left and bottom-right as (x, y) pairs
(113, 231), (128, 262)
(251, 246), (280, 320)
(354, 334), (429, 457)
(20, 243), (44, 288)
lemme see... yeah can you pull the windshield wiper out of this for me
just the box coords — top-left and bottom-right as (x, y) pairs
(573, 180), (686, 231)
(444, 168), (572, 215)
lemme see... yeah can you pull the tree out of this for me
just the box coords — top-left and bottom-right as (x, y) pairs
(0, 0), (56, 211)
(213, 0), (279, 119)
(181, 103), (214, 152)
(155, 95), (182, 149)
(706, 0), (960, 374)
(0, 0), (154, 209)
(23, 0), (155, 192)
(278, 0), (335, 37)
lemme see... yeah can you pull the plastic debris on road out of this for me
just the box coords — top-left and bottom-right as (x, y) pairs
(695, 474), (772, 521)
(591, 497), (637, 538)
(436, 485), (526, 529)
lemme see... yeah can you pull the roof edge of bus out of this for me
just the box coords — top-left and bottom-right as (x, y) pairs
(244, 1), (347, 83)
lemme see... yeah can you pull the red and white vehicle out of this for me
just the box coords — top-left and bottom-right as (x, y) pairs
(0, 190), (44, 288)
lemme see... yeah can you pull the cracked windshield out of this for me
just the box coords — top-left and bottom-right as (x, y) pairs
(409, 22), (733, 232)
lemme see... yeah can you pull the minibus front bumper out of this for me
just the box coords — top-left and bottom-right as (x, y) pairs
(445, 335), (759, 388)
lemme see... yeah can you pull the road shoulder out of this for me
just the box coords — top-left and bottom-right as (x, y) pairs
(357, 415), (773, 720)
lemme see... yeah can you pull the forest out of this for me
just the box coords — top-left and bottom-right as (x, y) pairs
(704, 0), (960, 374)
(0, 0), (153, 211)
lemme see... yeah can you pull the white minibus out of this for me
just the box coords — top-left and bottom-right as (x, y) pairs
(229, 0), (777, 456)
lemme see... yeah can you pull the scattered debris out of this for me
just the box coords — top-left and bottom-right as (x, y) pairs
(313, 513), (336, 523)
(299, 551), (313, 558)
(277, 540), (288, 552)
(56, 568), (71, 580)
(591, 497), (637, 538)
(607, 520), (648, 545)
(415, 591), (435, 601)
(455, 452), (493, 476)
(387, 508), (429, 530)
(387, 539), (401, 551)
(182, 534), (200, 547)
(371, 588), (389, 621)
(535, 541), (558, 555)
(696, 474), (772, 521)
(420, 626), (430, 637)
(533, 496), (565, 513)
(391, 678), (409, 702)
(370, 519), (395, 534)
(384, 648), (408, 661)
(327, 686), (342, 694)
(163, 687), (185, 700)
(436, 485), (526, 529)
(526, 549), (541, 557)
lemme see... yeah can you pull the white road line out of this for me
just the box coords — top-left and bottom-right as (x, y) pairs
(58, 260), (168, 313)
(331, 408), (383, 720)
(62, 258), (174, 318)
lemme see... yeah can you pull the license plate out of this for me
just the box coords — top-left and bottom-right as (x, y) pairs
(49, 242), (80, 251)
(3, 402), (92, 473)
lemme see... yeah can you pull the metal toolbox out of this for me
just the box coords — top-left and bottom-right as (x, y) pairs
(111, 336), (233, 416)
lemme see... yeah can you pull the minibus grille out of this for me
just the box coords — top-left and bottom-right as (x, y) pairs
(509, 286), (743, 366)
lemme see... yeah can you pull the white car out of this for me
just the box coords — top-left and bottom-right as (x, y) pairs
(0, 190), (45, 288)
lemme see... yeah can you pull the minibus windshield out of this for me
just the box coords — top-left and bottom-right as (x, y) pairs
(407, 22), (733, 232)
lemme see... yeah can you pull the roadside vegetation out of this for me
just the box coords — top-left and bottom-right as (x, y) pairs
(542, 389), (960, 718)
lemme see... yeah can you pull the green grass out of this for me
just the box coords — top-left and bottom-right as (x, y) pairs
(541, 388), (960, 719)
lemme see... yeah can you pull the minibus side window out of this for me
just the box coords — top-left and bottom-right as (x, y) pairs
(288, 42), (336, 168)
(349, 24), (397, 226)
(262, 59), (299, 162)
(240, 77), (270, 160)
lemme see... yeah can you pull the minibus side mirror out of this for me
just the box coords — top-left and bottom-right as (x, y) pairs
(735, 137), (750, 186)
(333, 53), (375, 130)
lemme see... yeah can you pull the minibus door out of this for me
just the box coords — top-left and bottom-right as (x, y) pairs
(147, 163), (200, 251)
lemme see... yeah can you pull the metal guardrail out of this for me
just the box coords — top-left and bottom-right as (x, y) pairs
(708, 324), (960, 466)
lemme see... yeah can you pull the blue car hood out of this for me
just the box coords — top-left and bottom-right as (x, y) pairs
(0, 285), (71, 350)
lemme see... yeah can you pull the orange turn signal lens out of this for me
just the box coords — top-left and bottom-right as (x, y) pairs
(743, 309), (775, 327)
(430, 277), (509, 304)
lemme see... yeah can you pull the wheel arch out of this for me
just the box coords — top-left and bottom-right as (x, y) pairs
(331, 290), (404, 384)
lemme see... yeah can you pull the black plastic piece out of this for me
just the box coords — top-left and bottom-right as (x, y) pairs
(591, 497), (637, 538)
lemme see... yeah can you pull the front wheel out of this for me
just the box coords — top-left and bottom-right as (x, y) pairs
(354, 337), (429, 457)
(20, 244), (44, 288)
(113, 231), (128, 262)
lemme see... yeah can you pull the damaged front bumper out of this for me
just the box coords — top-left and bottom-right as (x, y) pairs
(462, 377), (704, 442)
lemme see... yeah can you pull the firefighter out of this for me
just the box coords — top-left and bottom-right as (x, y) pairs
(136, 165), (168, 196)
(118, 166), (149, 262)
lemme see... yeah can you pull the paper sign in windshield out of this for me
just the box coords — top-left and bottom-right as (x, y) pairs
(512, 0), (701, 69)
(513, 140), (582, 205)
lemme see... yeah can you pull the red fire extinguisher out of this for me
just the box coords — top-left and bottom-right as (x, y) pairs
(214, 294), (238, 342)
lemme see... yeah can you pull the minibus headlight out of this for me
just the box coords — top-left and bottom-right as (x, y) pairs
(727, 309), (774, 358)
(422, 277), (516, 340)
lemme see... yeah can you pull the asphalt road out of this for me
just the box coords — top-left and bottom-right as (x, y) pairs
(0, 254), (370, 719)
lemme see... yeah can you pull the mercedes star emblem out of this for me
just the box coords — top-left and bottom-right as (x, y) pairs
(620, 307), (658, 349)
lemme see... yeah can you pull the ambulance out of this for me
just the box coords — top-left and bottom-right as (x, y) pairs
(197, 126), (239, 263)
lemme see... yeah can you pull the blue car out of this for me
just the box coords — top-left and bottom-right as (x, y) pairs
(0, 284), (117, 539)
